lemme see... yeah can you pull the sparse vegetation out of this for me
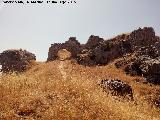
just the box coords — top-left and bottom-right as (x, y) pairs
(0, 59), (160, 120)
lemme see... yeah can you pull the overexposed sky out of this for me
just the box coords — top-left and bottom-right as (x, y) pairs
(0, 0), (160, 61)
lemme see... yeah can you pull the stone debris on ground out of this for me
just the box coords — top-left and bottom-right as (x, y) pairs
(100, 79), (133, 100)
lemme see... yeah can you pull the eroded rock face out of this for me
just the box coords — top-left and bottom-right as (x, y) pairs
(100, 79), (133, 100)
(140, 57), (160, 84)
(77, 35), (133, 66)
(47, 27), (160, 67)
(124, 59), (143, 76)
(127, 27), (156, 50)
(48, 35), (132, 66)
(85, 35), (104, 49)
(135, 42), (160, 58)
(47, 37), (82, 61)
(124, 56), (160, 84)
(77, 41), (114, 66)
(47, 43), (62, 61)
(111, 27), (160, 84)
(76, 49), (95, 66)
(0, 49), (36, 73)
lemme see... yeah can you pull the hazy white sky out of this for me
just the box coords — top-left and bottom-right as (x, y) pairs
(0, 0), (160, 61)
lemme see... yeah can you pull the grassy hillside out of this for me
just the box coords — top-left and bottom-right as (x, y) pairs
(0, 58), (160, 120)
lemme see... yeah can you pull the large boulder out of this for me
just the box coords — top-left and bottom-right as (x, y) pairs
(100, 79), (133, 100)
(124, 56), (160, 84)
(140, 56), (160, 84)
(0, 49), (36, 73)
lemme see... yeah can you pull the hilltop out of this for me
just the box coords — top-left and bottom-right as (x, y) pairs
(0, 27), (160, 120)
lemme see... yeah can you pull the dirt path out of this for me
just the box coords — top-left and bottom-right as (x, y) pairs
(58, 61), (67, 80)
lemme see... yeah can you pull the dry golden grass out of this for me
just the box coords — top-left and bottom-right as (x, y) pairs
(57, 49), (71, 61)
(0, 59), (160, 120)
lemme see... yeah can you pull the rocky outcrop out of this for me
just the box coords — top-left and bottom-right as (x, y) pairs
(136, 41), (160, 58)
(140, 56), (160, 84)
(76, 49), (95, 66)
(124, 58), (143, 76)
(126, 27), (160, 57)
(47, 43), (62, 61)
(124, 56), (160, 84)
(77, 41), (113, 66)
(85, 35), (104, 49)
(76, 35), (133, 66)
(47, 34), (133, 66)
(0, 49), (36, 73)
(127, 27), (157, 50)
(111, 27), (160, 84)
(47, 27), (160, 68)
(100, 79), (133, 100)
(47, 37), (82, 61)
